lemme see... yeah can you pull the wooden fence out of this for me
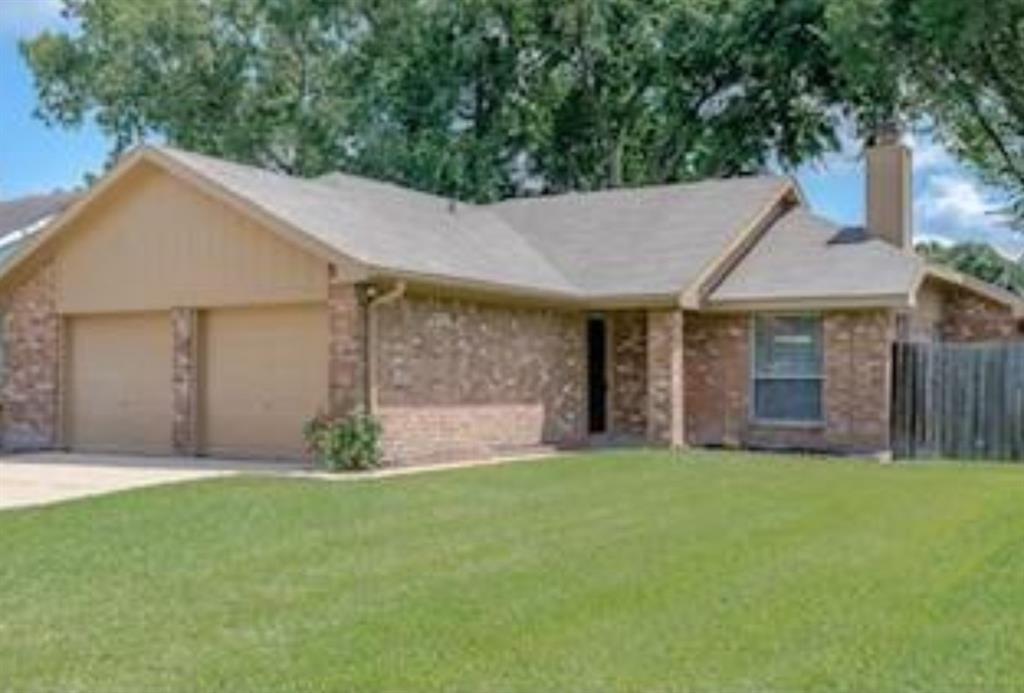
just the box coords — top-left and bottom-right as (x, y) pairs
(892, 341), (1024, 461)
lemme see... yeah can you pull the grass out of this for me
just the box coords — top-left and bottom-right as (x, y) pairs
(1, 450), (1023, 692)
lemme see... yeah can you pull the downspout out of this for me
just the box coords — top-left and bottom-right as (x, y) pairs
(363, 280), (406, 416)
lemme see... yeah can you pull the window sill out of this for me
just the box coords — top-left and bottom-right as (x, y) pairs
(749, 419), (826, 430)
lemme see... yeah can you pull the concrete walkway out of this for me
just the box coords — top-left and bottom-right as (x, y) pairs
(0, 453), (303, 510)
(0, 449), (560, 510)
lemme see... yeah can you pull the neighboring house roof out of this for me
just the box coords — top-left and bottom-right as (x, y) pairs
(0, 191), (78, 270)
(1, 145), (1021, 316)
(0, 191), (78, 238)
(709, 210), (923, 308)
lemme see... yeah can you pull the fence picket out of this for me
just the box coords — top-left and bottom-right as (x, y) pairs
(892, 341), (1024, 461)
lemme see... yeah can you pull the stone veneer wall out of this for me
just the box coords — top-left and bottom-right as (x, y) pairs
(685, 309), (896, 453)
(328, 280), (365, 416)
(608, 311), (647, 439)
(374, 293), (586, 463)
(170, 308), (198, 454)
(0, 260), (61, 450)
(940, 288), (1021, 342)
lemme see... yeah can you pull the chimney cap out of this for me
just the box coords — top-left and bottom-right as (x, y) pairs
(869, 120), (903, 147)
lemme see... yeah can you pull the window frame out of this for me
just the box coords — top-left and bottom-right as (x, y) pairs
(749, 313), (826, 427)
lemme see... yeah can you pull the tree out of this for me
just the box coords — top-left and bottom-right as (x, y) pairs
(828, 0), (1024, 228)
(917, 241), (1024, 296)
(21, 0), (861, 202)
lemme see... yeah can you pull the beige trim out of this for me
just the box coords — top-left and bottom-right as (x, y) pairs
(786, 176), (811, 208)
(0, 147), (368, 293)
(678, 182), (798, 309)
(382, 275), (679, 310)
(705, 293), (914, 313)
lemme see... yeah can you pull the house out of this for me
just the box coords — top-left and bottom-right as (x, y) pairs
(1, 135), (1021, 462)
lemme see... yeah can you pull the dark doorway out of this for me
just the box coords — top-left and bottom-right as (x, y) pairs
(587, 317), (608, 434)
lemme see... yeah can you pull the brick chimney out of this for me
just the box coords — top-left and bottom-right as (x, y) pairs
(866, 124), (912, 250)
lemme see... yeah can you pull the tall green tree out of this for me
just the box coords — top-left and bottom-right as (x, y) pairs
(830, 0), (1024, 227)
(23, 0), (866, 201)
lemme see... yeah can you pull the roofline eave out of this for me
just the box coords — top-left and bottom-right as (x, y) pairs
(702, 292), (916, 313)
(0, 147), (372, 291)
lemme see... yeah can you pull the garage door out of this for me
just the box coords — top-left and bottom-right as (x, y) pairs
(200, 304), (327, 459)
(67, 312), (173, 454)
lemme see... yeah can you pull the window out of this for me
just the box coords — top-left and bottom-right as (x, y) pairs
(752, 315), (823, 423)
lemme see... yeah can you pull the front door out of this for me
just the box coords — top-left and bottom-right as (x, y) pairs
(587, 317), (608, 434)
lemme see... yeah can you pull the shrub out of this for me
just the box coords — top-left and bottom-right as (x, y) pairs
(304, 409), (383, 472)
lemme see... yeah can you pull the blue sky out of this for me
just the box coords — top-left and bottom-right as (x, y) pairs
(2, 0), (1023, 258)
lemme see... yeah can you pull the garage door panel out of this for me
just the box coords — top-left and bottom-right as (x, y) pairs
(68, 313), (173, 454)
(201, 305), (327, 459)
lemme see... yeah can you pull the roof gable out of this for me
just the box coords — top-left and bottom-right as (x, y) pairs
(709, 209), (924, 309)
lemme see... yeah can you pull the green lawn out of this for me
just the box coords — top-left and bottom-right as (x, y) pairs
(2, 451), (1023, 692)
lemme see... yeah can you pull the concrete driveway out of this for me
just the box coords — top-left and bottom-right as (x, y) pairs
(0, 453), (304, 510)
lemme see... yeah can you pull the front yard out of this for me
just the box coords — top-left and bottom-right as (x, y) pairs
(1, 451), (1022, 692)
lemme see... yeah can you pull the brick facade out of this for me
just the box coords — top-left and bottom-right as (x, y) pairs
(328, 279), (365, 417)
(0, 261), (61, 450)
(171, 308), (198, 454)
(685, 309), (896, 454)
(684, 313), (750, 448)
(940, 288), (1022, 342)
(1, 259), (1014, 462)
(374, 292), (586, 463)
(608, 311), (647, 439)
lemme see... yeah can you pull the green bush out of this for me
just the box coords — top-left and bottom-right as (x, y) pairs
(304, 410), (383, 472)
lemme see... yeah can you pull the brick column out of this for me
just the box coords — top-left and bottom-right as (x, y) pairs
(171, 308), (198, 455)
(328, 280), (366, 417)
(1, 261), (61, 450)
(646, 308), (685, 448)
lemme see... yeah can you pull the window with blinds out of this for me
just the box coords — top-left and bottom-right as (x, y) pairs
(752, 315), (824, 423)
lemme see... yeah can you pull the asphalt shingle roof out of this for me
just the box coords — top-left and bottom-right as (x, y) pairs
(709, 209), (923, 305)
(159, 147), (794, 300)
(490, 176), (791, 298)
(161, 149), (575, 296)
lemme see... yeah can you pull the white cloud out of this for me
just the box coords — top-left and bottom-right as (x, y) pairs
(902, 132), (956, 173)
(803, 123), (955, 177)
(0, 0), (68, 38)
(914, 172), (1024, 259)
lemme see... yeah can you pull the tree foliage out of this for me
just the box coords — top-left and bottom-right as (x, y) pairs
(831, 0), (1024, 226)
(917, 241), (1024, 296)
(25, 0), (1024, 222)
(21, 0), (861, 201)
